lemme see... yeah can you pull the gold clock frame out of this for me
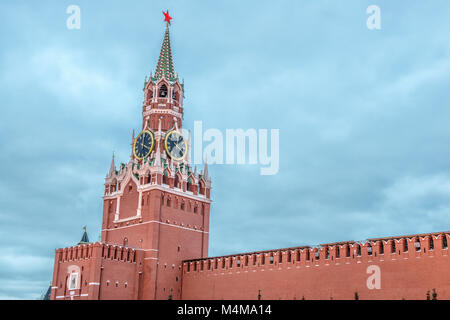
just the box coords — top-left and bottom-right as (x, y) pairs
(164, 130), (187, 161)
(133, 130), (155, 160)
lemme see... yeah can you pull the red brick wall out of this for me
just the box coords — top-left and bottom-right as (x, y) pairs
(181, 233), (450, 300)
(50, 243), (144, 300)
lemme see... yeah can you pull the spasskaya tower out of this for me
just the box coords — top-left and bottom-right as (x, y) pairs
(50, 11), (212, 300)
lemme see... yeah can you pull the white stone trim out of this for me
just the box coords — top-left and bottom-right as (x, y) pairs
(143, 108), (182, 119)
(137, 189), (143, 216)
(105, 183), (211, 204)
(114, 196), (120, 221)
(141, 184), (212, 203)
(114, 215), (141, 223)
(103, 220), (208, 234)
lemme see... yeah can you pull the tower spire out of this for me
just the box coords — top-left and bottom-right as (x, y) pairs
(130, 129), (135, 160)
(107, 152), (116, 177)
(204, 157), (209, 180)
(153, 12), (176, 82)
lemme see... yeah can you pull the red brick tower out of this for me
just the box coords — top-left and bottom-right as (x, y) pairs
(50, 13), (212, 300)
(101, 15), (212, 300)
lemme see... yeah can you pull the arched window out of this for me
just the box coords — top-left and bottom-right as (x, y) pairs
(379, 241), (384, 254)
(187, 179), (191, 192)
(356, 244), (361, 256)
(335, 246), (340, 258)
(442, 235), (448, 249)
(147, 89), (153, 99)
(345, 244), (350, 257)
(187, 178), (194, 192)
(68, 272), (78, 290)
(174, 174), (181, 189)
(159, 84), (168, 98)
(391, 241), (396, 253)
(429, 237), (434, 250)
(199, 181), (205, 195)
(163, 171), (169, 185)
(172, 89), (178, 100)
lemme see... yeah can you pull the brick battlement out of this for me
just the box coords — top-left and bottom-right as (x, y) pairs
(56, 242), (142, 264)
(182, 231), (450, 274)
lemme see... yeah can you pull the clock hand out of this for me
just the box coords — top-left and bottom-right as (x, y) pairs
(175, 143), (183, 152)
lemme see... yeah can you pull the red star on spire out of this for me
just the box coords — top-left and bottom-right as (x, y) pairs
(163, 10), (172, 25)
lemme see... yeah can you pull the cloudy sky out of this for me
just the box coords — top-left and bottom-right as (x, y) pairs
(1, 0), (450, 299)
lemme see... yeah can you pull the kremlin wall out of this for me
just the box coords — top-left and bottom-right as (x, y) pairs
(182, 232), (450, 300)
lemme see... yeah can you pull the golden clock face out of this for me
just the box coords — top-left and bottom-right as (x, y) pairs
(164, 130), (187, 161)
(133, 130), (155, 160)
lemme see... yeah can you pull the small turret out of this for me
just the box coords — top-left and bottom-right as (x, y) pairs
(107, 152), (116, 178)
(204, 158), (209, 181)
(78, 226), (90, 245)
(130, 129), (135, 160)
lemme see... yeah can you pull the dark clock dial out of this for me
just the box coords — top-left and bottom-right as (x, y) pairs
(164, 130), (187, 161)
(133, 130), (155, 160)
